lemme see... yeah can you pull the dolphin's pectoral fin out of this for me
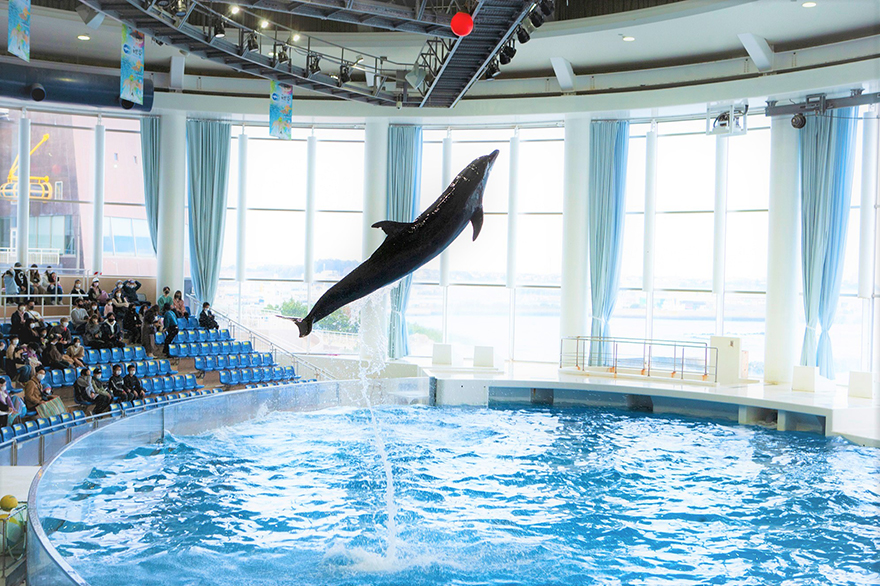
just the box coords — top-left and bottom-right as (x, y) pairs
(470, 206), (484, 241)
(372, 221), (412, 237)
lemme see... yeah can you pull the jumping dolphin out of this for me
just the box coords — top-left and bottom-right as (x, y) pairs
(283, 150), (499, 337)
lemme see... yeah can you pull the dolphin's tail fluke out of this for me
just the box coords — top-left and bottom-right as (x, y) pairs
(294, 317), (312, 338)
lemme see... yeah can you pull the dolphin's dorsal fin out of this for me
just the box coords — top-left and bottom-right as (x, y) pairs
(471, 206), (484, 241)
(372, 220), (412, 237)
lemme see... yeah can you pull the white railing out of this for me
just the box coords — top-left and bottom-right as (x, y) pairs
(0, 248), (61, 265)
(560, 336), (719, 383)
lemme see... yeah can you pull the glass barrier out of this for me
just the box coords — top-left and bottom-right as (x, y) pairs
(26, 378), (431, 585)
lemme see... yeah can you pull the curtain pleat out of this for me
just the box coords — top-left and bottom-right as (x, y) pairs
(140, 117), (161, 253)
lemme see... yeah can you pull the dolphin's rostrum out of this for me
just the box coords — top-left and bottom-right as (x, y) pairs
(283, 150), (499, 337)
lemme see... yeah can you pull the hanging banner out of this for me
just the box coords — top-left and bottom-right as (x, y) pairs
(7, 0), (30, 62)
(120, 24), (145, 105)
(269, 81), (293, 140)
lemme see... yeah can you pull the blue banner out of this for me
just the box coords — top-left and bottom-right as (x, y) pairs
(121, 24), (145, 105)
(7, 0), (30, 62)
(269, 81), (293, 140)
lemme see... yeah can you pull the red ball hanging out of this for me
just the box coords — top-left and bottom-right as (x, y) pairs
(450, 12), (474, 37)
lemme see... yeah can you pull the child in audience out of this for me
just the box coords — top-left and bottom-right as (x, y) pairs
(91, 368), (113, 414)
(66, 338), (85, 368)
(74, 367), (97, 407)
(123, 364), (146, 400)
(0, 377), (16, 427)
(108, 364), (132, 402)
(49, 318), (72, 347)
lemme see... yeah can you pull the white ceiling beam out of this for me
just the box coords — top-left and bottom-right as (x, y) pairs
(550, 57), (576, 92)
(737, 33), (774, 73)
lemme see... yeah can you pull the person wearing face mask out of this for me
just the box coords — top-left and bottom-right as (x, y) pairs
(50, 318), (72, 348)
(28, 264), (45, 296)
(10, 303), (30, 338)
(69, 279), (87, 303)
(90, 367), (113, 414)
(0, 377), (17, 427)
(24, 367), (58, 410)
(21, 321), (41, 348)
(70, 299), (90, 334)
(12, 263), (27, 304)
(6, 338), (29, 382)
(25, 300), (46, 329)
(88, 278), (109, 314)
(100, 313), (125, 348)
(157, 287), (172, 311)
(66, 337), (85, 368)
(172, 290), (189, 318)
(108, 364), (132, 402)
(74, 367), (111, 415)
(46, 271), (63, 305)
(42, 335), (71, 370)
(84, 315), (103, 348)
(199, 302), (219, 330)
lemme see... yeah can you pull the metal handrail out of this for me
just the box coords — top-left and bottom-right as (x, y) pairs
(187, 294), (333, 381)
(560, 335), (719, 383)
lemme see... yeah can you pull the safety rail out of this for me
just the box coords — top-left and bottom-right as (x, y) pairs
(0, 291), (79, 320)
(560, 336), (719, 383)
(187, 294), (334, 381)
(0, 248), (61, 265)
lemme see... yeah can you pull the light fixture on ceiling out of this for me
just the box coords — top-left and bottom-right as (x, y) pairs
(77, 34), (91, 41)
(274, 45), (289, 65)
(499, 43), (516, 65)
(291, 32), (301, 42)
(212, 18), (225, 38)
(622, 35), (635, 42)
(173, 0), (188, 17)
(529, 10), (544, 28)
(339, 64), (351, 85)
(791, 113), (807, 129)
(802, 1), (817, 7)
(516, 26), (530, 44)
(307, 53), (321, 75)
(244, 32), (258, 52)
(538, 0), (555, 17)
(230, 5), (240, 14)
(405, 66), (427, 90)
(485, 59), (501, 79)
(260, 20), (269, 29)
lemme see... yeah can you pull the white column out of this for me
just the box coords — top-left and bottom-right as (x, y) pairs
(764, 116), (800, 384)
(235, 131), (248, 283)
(92, 122), (106, 275)
(560, 113), (591, 339)
(16, 115), (30, 266)
(440, 133), (452, 343)
(156, 111), (187, 299)
(304, 134), (317, 284)
(360, 118), (389, 362)
(859, 109), (879, 371)
(643, 124), (658, 340)
(506, 132), (519, 288)
(713, 136), (729, 335)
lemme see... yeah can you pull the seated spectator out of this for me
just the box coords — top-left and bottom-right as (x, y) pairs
(199, 302), (219, 330)
(21, 322), (41, 348)
(69, 279), (87, 303)
(123, 364), (146, 400)
(21, 344), (42, 379)
(25, 300), (46, 329)
(70, 299), (90, 334)
(42, 335), (72, 370)
(100, 313), (125, 348)
(157, 287), (172, 312)
(66, 337), (85, 368)
(10, 302), (29, 337)
(88, 301), (102, 321)
(12, 263), (27, 304)
(108, 364), (132, 402)
(46, 271), (62, 305)
(28, 264), (44, 296)
(32, 327), (49, 356)
(141, 313), (158, 359)
(173, 290), (189, 318)
(90, 368), (113, 414)
(162, 303), (179, 356)
(84, 315), (103, 347)
(0, 377), (16, 427)
(124, 304), (143, 344)
(74, 367), (111, 415)
(50, 317), (72, 347)
(122, 279), (144, 305)
(24, 367), (58, 411)
(88, 278), (109, 313)
(110, 289), (130, 322)
(3, 268), (19, 305)
(6, 338), (29, 382)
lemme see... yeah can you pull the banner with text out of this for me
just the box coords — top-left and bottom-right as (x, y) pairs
(7, 0), (30, 62)
(121, 24), (145, 105)
(269, 81), (293, 140)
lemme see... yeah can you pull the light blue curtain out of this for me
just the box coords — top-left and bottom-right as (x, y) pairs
(588, 120), (630, 366)
(799, 108), (858, 378)
(140, 117), (161, 253)
(186, 119), (231, 306)
(386, 125), (423, 359)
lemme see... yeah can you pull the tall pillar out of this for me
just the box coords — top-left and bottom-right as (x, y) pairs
(560, 113), (591, 339)
(16, 115), (30, 266)
(235, 131), (248, 283)
(440, 133), (452, 343)
(156, 111), (187, 298)
(506, 132), (519, 288)
(304, 134), (317, 284)
(713, 136), (729, 335)
(859, 108), (879, 372)
(92, 122), (106, 274)
(360, 118), (390, 362)
(643, 124), (658, 340)
(764, 116), (800, 384)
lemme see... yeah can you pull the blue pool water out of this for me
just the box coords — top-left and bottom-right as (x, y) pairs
(43, 406), (879, 585)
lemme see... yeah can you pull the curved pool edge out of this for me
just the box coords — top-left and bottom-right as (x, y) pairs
(26, 377), (432, 586)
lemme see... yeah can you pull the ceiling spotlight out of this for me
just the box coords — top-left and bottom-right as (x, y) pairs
(802, 1), (817, 7)
(516, 26), (530, 44)
(260, 19), (269, 29)
(212, 18), (225, 38)
(173, 0), (188, 17)
(622, 35), (635, 42)
(791, 113), (806, 129)
(307, 53), (321, 75)
(230, 5), (240, 14)
(244, 32), (258, 52)
(529, 10), (544, 28)
(339, 65), (351, 85)
(274, 45), (289, 65)
(291, 32), (301, 42)
(405, 66), (427, 90)
(77, 34), (91, 41)
(499, 43), (516, 65)
(485, 59), (501, 80)
(539, 0), (555, 17)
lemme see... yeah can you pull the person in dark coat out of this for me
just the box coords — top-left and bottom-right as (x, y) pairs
(100, 314), (125, 348)
(123, 364), (146, 400)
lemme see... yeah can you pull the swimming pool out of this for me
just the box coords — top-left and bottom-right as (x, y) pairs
(34, 399), (880, 586)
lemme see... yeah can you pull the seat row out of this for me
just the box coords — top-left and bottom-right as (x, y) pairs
(72, 374), (204, 403)
(156, 328), (231, 345)
(82, 346), (149, 365)
(193, 353), (275, 373)
(219, 367), (299, 386)
(0, 390), (224, 443)
(176, 316), (209, 331)
(168, 341), (261, 358)
(49, 359), (177, 387)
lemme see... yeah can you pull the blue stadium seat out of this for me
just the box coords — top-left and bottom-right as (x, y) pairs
(185, 374), (203, 390)
(162, 376), (175, 391)
(249, 353), (262, 367)
(204, 356), (217, 372)
(11, 424), (26, 437)
(144, 397), (158, 408)
(251, 367), (263, 383)
(62, 368), (76, 386)
(119, 401), (133, 411)
(194, 356), (207, 372)
(109, 403), (122, 417)
(122, 347), (135, 362)
(130, 399), (145, 412)
(158, 360), (174, 375)
(134, 346), (147, 360)
(48, 414), (63, 428)
(240, 341), (253, 354)
(283, 366), (297, 381)
(1, 375), (13, 391)
(220, 342), (231, 355)
(48, 370), (63, 388)
(215, 356), (228, 370)
(0, 427), (15, 443)
(198, 343), (210, 356)
(261, 367), (273, 381)
(156, 331), (165, 345)
(219, 329), (231, 341)
(100, 365), (113, 381)
(168, 344), (181, 357)
(146, 360), (159, 377)
(59, 413), (73, 428)
(171, 375), (185, 392)
(264, 353), (275, 366)
(0, 324), (9, 336)
(144, 378), (156, 394)
(35, 418), (51, 433)
(110, 348), (123, 363)
(188, 317), (199, 330)
(71, 410), (85, 421)
(219, 370), (233, 385)
(151, 377), (165, 394)
(155, 395), (169, 405)
(136, 362), (148, 377)
(99, 349), (111, 364)
(230, 341), (242, 355)
(227, 355), (240, 369)
(239, 368), (252, 384)
(273, 367), (284, 381)
(83, 350), (97, 365)
(209, 342), (221, 355)
(22, 420), (38, 436)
